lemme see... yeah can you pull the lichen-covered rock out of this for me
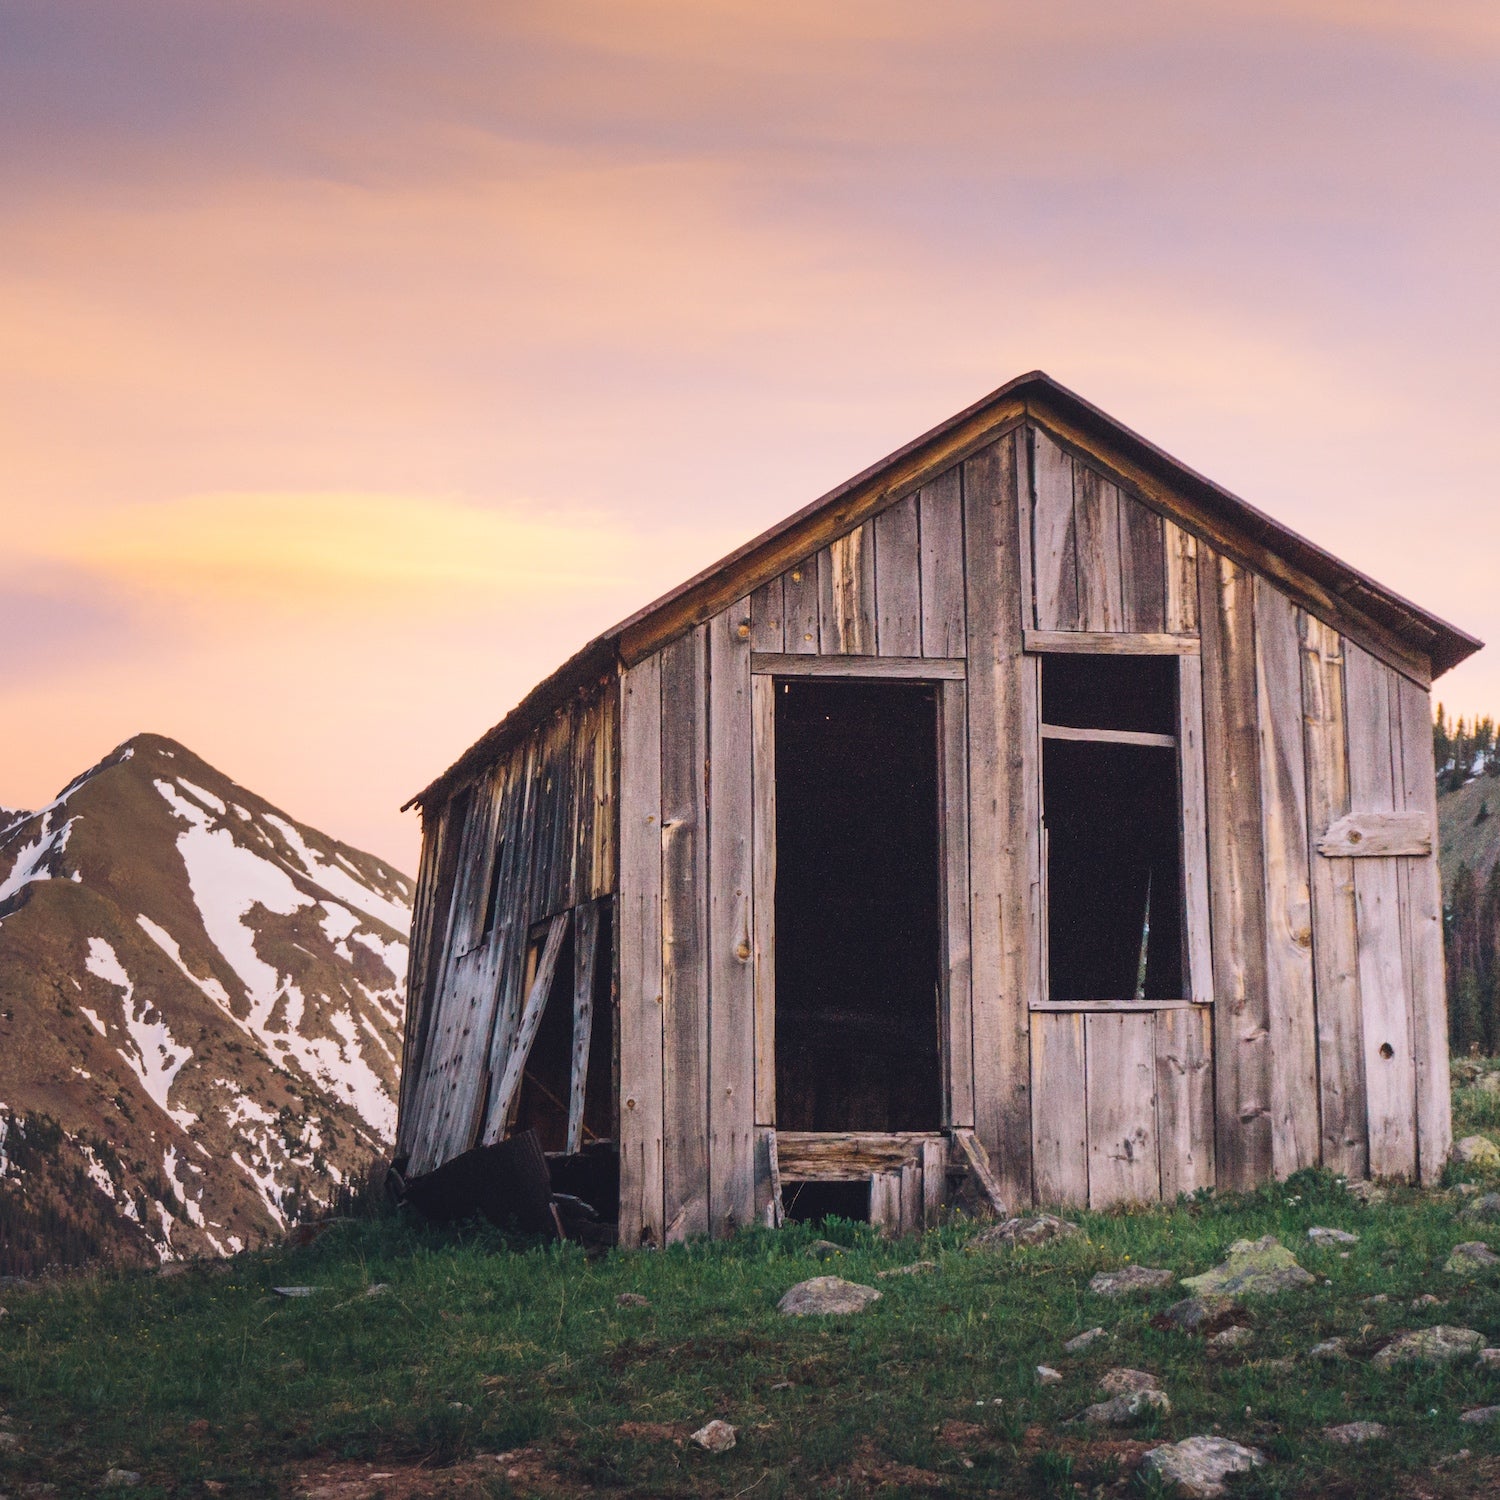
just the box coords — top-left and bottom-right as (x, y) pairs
(969, 1214), (1080, 1250)
(1345, 1180), (1387, 1205)
(877, 1260), (936, 1279)
(1307, 1226), (1359, 1247)
(1477, 1347), (1500, 1368)
(776, 1276), (881, 1317)
(1153, 1293), (1243, 1333)
(1073, 1388), (1170, 1426)
(803, 1239), (846, 1261)
(1089, 1265), (1174, 1298)
(1181, 1236), (1315, 1298)
(1454, 1136), (1500, 1169)
(616, 1292), (650, 1308)
(1445, 1241), (1500, 1273)
(1463, 1193), (1500, 1222)
(1035, 1365), (1062, 1385)
(1308, 1337), (1348, 1361)
(1207, 1325), (1252, 1351)
(690, 1420), (737, 1453)
(1063, 1326), (1107, 1353)
(1372, 1326), (1484, 1369)
(1140, 1436), (1264, 1497)
(1098, 1367), (1161, 1395)
(1324, 1421), (1386, 1445)
(1461, 1406), (1500, 1425)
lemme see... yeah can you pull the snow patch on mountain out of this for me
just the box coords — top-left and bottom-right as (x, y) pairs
(263, 814), (409, 931)
(0, 810), (77, 910)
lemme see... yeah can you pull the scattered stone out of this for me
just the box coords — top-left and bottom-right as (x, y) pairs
(1308, 1337), (1348, 1361)
(1372, 1326), (1485, 1369)
(1477, 1347), (1500, 1368)
(1480, 1074), (1500, 1095)
(1153, 1294), (1242, 1334)
(1207, 1326), (1252, 1350)
(362, 1283), (390, 1298)
(1363, 1293), (1390, 1306)
(877, 1260), (936, 1278)
(776, 1276), (881, 1317)
(1098, 1367), (1161, 1395)
(0, 1430), (19, 1450)
(1089, 1265), (1174, 1298)
(1181, 1236), (1315, 1298)
(272, 1286), (322, 1298)
(1073, 1388), (1170, 1426)
(803, 1239), (846, 1261)
(1413, 1293), (1445, 1307)
(1307, 1226), (1359, 1247)
(1446, 1242), (1500, 1273)
(1345, 1180), (1387, 1205)
(1035, 1365), (1063, 1385)
(689, 1420), (736, 1453)
(1454, 1136), (1500, 1169)
(1463, 1193), (1500, 1222)
(1256, 1357), (1296, 1375)
(100, 1473), (141, 1490)
(1140, 1436), (1264, 1497)
(1063, 1326), (1107, 1353)
(1461, 1406), (1500, 1425)
(616, 1292), (651, 1308)
(1454, 1183), (1483, 1198)
(1324, 1421), (1387, 1445)
(1436, 1449), (1472, 1469)
(968, 1214), (1080, 1249)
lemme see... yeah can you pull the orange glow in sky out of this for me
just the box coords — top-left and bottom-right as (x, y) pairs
(3, 0), (1498, 870)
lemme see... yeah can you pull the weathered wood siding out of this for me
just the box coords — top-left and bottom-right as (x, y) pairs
(398, 678), (617, 1177)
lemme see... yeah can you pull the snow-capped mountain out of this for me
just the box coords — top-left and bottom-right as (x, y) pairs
(0, 734), (411, 1271)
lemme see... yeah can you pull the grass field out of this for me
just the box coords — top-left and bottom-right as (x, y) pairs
(6, 1080), (1500, 1497)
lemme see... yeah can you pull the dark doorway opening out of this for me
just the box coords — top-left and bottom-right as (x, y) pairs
(1041, 654), (1184, 1003)
(774, 680), (942, 1131)
(780, 1180), (870, 1225)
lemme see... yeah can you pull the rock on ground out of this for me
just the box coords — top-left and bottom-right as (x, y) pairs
(1074, 1389), (1170, 1426)
(1089, 1265), (1174, 1297)
(1207, 1326), (1252, 1350)
(877, 1261), (936, 1278)
(1454, 1135), (1500, 1169)
(101, 1472), (142, 1490)
(1445, 1241), (1500, 1272)
(1345, 1180), (1387, 1205)
(1461, 1406), (1500, 1425)
(777, 1277), (881, 1317)
(690, 1420), (737, 1453)
(1098, 1367), (1161, 1395)
(803, 1239), (846, 1261)
(1478, 1348), (1500, 1368)
(1372, 1326), (1485, 1369)
(1463, 1193), (1500, 1222)
(1153, 1295), (1242, 1334)
(1308, 1337), (1348, 1361)
(1140, 1436), (1263, 1497)
(1063, 1326), (1107, 1353)
(1307, 1226), (1359, 1246)
(1324, 1421), (1387, 1445)
(1181, 1236), (1315, 1298)
(968, 1214), (1080, 1249)
(1036, 1365), (1063, 1385)
(616, 1293), (650, 1308)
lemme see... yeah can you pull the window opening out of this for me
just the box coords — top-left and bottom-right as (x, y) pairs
(1041, 655), (1184, 1003)
(479, 838), (505, 942)
(510, 920), (576, 1153)
(774, 680), (942, 1131)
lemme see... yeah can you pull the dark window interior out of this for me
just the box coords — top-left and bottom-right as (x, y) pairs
(479, 840), (505, 941)
(1042, 655), (1184, 1003)
(775, 680), (942, 1131)
(781, 1180), (870, 1225)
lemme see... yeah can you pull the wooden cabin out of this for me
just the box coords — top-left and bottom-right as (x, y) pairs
(393, 371), (1481, 1246)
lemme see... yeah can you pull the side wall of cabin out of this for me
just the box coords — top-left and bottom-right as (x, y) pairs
(396, 677), (617, 1178)
(613, 420), (1450, 1245)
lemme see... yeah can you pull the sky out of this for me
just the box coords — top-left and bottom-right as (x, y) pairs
(3, 0), (1498, 873)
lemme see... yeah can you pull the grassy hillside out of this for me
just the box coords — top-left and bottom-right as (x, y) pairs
(8, 1095), (1500, 1496)
(1439, 775), (1500, 895)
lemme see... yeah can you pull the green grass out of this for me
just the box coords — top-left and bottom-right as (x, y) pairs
(7, 1136), (1500, 1495)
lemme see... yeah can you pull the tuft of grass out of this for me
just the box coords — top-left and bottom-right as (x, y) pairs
(1, 1170), (1499, 1495)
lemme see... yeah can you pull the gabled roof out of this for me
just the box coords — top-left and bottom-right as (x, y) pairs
(407, 370), (1481, 811)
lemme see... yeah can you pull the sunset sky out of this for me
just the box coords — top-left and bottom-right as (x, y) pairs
(3, 0), (1498, 872)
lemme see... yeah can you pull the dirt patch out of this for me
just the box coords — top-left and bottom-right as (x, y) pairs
(293, 1446), (574, 1498)
(615, 1421), (687, 1444)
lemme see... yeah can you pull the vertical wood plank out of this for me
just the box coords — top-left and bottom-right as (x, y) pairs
(1178, 655), (1214, 1006)
(939, 679), (975, 1129)
(869, 1171), (901, 1238)
(1299, 614), (1367, 1177)
(782, 563), (820, 654)
(566, 900), (600, 1154)
(1345, 644), (1417, 1180)
(1031, 427), (1079, 631)
(1085, 1012), (1160, 1207)
(818, 523), (876, 653)
(1255, 579), (1320, 1176)
(1396, 674), (1451, 1184)
(1163, 521), (1200, 635)
(1072, 467), (1125, 632)
(874, 495), (922, 656)
(708, 606), (756, 1235)
(618, 659), (665, 1247)
(660, 627), (710, 1240)
(749, 576), (785, 653)
(751, 675), (777, 1129)
(964, 431), (1033, 1203)
(753, 1126), (783, 1227)
(899, 1161), (923, 1237)
(1119, 494), (1166, 633)
(919, 467), (967, 656)
(1198, 547), (1273, 1190)
(1030, 1011), (1088, 1207)
(1154, 1006), (1215, 1199)
(921, 1137), (946, 1227)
